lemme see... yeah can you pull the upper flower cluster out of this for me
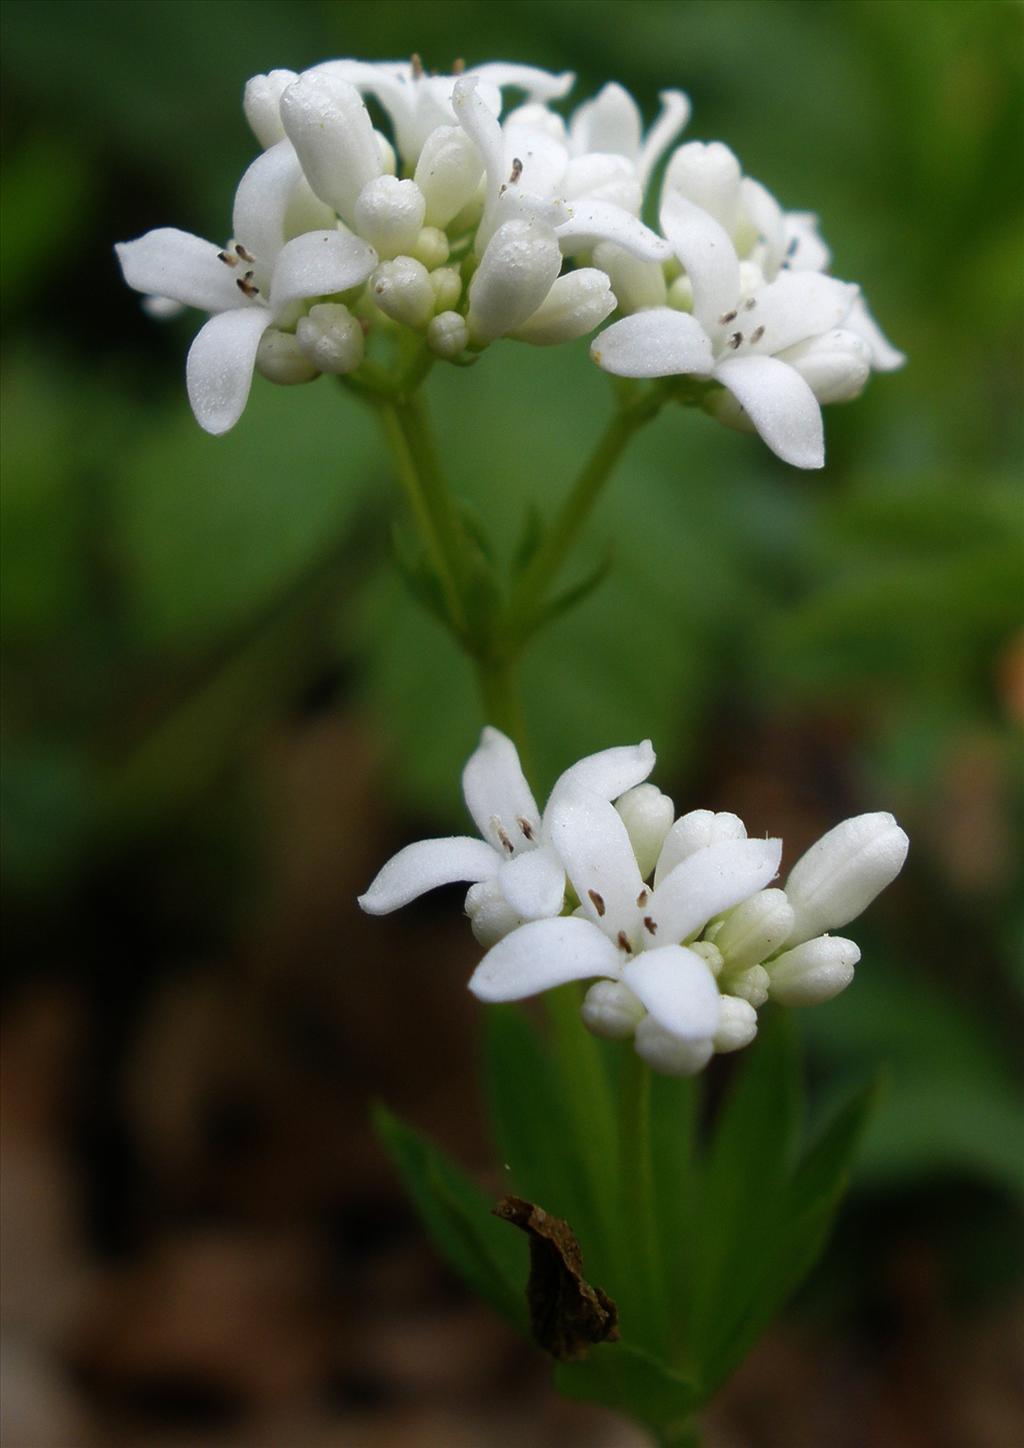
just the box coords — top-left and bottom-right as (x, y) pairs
(359, 729), (909, 1076)
(116, 55), (902, 463)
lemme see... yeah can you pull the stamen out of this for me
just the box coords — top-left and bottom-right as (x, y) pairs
(496, 825), (515, 855)
(643, 916), (657, 935)
(234, 244), (255, 264)
(727, 331), (743, 349)
(236, 274), (260, 297)
(786, 235), (799, 257)
(617, 931), (632, 953)
(744, 296), (757, 310)
(410, 52), (424, 79)
(588, 889), (606, 917)
(719, 309), (738, 324)
(517, 816), (536, 842)
(509, 157), (523, 185)
(750, 325), (765, 343)
(636, 888), (649, 907)
(217, 250), (238, 267)
(452, 57), (465, 74)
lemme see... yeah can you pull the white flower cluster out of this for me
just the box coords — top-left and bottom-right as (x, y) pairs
(116, 56), (902, 462)
(359, 729), (908, 1076)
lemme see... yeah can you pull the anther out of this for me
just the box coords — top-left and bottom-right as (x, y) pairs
(517, 816), (536, 842)
(786, 236), (799, 257)
(509, 157), (523, 185)
(452, 57), (465, 74)
(588, 889), (606, 917)
(719, 309), (738, 324)
(234, 244), (255, 263)
(411, 52), (424, 79)
(617, 931), (632, 953)
(496, 825), (515, 855)
(236, 275), (260, 297)
(744, 297), (757, 310)
(644, 916), (657, 935)
(636, 888), (649, 907)
(750, 325), (765, 343)
(728, 331), (743, 349)
(217, 250), (238, 267)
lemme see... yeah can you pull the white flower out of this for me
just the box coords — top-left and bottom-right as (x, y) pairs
(115, 141), (376, 433)
(358, 729), (656, 945)
(469, 781), (782, 1072)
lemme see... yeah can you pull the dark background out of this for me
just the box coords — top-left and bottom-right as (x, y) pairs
(2, 2), (1022, 1443)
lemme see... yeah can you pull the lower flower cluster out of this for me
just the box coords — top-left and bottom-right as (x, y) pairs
(359, 730), (908, 1075)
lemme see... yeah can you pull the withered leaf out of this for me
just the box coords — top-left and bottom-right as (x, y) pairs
(493, 1195), (619, 1362)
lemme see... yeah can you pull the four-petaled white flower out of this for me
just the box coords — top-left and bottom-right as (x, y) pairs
(358, 728), (656, 945)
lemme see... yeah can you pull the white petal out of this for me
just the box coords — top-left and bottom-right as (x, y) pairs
(232, 140), (304, 271)
(465, 878), (524, 947)
(744, 271), (858, 357)
(784, 812), (909, 946)
(648, 837), (782, 944)
(452, 76), (505, 194)
(784, 211), (831, 272)
(615, 785), (675, 881)
(660, 191), (741, 335)
(564, 154), (642, 209)
(550, 739), (656, 811)
(637, 90), (692, 189)
(509, 268), (615, 345)
(358, 836), (499, 914)
(498, 845), (565, 920)
(504, 127), (568, 197)
(570, 83), (642, 159)
(115, 229), (241, 312)
(468, 916), (621, 1002)
(185, 307), (272, 435)
(467, 62), (575, 103)
(547, 783), (644, 941)
(654, 810), (747, 887)
(557, 200), (671, 261)
(591, 308), (713, 378)
(243, 70), (298, 148)
(778, 329), (871, 404)
(592, 242), (667, 313)
(662, 141), (743, 234)
(623, 945), (721, 1041)
(466, 218), (562, 344)
(269, 229), (376, 314)
(461, 726), (541, 853)
(280, 71), (382, 224)
(740, 177), (786, 277)
(414, 125), (485, 228)
(843, 295), (906, 371)
(713, 354), (825, 469)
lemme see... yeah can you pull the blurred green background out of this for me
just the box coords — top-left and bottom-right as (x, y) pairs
(2, 1), (1022, 1444)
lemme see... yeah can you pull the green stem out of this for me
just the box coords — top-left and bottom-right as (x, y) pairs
(506, 384), (669, 636)
(618, 1048), (666, 1348)
(378, 392), (469, 635)
(475, 652), (531, 768)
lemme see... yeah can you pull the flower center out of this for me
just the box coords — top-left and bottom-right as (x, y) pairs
(217, 242), (265, 301)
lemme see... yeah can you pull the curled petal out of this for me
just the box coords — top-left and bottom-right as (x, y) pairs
(280, 71), (382, 225)
(844, 294), (906, 371)
(660, 191), (741, 336)
(232, 141), (305, 274)
(358, 836), (498, 915)
(270, 229), (376, 314)
(557, 200), (671, 261)
(712, 354), (825, 469)
(592, 308), (714, 378)
(243, 70), (298, 148)
(115, 228), (242, 313)
(462, 726), (541, 853)
(741, 177), (786, 278)
(637, 90), (692, 189)
(548, 783), (644, 942)
(469, 916), (621, 1001)
(498, 845), (565, 920)
(570, 82), (642, 159)
(185, 307), (273, 435)
(622, 944), (721, 1042)
(468, 62), (575, 103)
(648, 836), (782, 944)
(550, 739), (655, 810)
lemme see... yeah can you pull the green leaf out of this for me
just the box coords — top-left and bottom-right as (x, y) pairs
(555, 1339), (699, 1436)
(526, 548), (614, 638)
(374, 1104), (527, 1331)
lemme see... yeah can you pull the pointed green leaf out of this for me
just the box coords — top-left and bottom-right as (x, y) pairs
(374, 1104), (527, 1330)
(555, 1339), (699, 1436)
(526, 549), (614, 638)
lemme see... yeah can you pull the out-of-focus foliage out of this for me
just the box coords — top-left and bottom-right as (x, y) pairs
(2, 0), (1022, 1285)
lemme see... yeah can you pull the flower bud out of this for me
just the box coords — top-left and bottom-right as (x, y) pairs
(663, 141), (743, 231)
(720, 964), (769, 1008)
(411, 227), (450, 270)
(354, 176), (426, 260)
(614, 784), (675, 881)
(593, 243), (667, 314)
(464, 879), (523, 948)
(778, 329), (871, 404)
(428, 266), (463, 313)
(427, 310), (469, 359)
(581, 981), (645, 1040)
(712, 888), (795, 972)
(784, 812), (909, 947)
(510, 268), (616, 346)
(654, 809), (746, 886)
(712, 995), (758, 1053)
(466, 219), (562, 346)
(689, 940), (724, 977)
(244, 69), (298, 147)
(374, 131), (397, 177)
(280, 72), (382, 226)
(414, 125), (485, 228)
(635, 1016), (714, 1077)
(255, 328), (319, 384)
(767, 936), (860, 1006)
(667, 274), (694, 312)
(296, 304), (364, 375)
(370, 257), (435, 331)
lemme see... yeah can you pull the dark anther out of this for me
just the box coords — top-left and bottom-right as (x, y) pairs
(786, 235), (799, 257)
(617, 931), (632, 953)
(750, 325), (765, 343)
(636, 888), (649, 907)
(217, 250), (238, 267)
(411, 52), (424, 79)
(452, 57), (466, 74)
(518, 817), (536, 842)
(744, 296), (757, 310)
(509, 157), (523, 185)
(236, 276), (260, 297)
(588, 889), (606, 917)
(719, 309), (738, 324)
(727, 331), (743, 349)
(234, 244), (255, 263)
(496, 825), (515, 855)
(643, 916), (657, 935)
